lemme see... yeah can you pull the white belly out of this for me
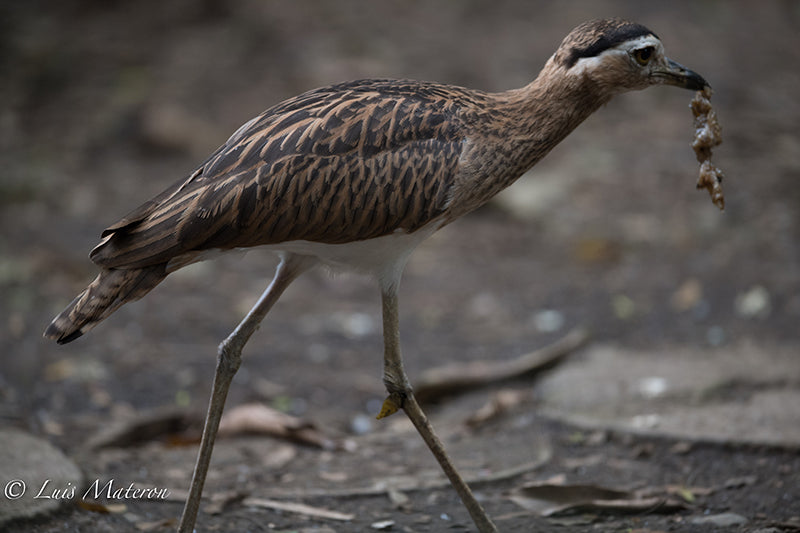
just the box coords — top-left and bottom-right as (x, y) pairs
(175, 221), (443, 288)
(271, 222), (443, 284)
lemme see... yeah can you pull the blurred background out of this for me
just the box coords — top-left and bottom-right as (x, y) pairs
(1, 0), (799, 529)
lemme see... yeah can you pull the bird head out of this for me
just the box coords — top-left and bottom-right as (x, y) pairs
(552, 19), (709, 96)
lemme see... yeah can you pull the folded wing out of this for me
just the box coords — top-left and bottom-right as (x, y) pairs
(90, 79), (472, 270)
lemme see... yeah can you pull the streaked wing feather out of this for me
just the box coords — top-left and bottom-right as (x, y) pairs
(91, 79), (473, 269)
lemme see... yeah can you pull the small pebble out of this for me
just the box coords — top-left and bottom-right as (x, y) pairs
(350, 413), (373, 435)
(533, 309), (565, 333)
(637, 376), (668, 398)
(340, 312), (376, 338)
(630, 414), (660, 429)
(735, 285), (771, 319)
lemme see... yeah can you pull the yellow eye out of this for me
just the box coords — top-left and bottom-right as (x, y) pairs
(633, 46), (654, 66)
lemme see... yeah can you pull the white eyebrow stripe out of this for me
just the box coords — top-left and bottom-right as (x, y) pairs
(614, 35), (662, 52)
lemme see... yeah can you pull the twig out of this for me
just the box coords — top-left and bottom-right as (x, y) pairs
(414, 327), (589, 402)
(242, 497), (354, 521)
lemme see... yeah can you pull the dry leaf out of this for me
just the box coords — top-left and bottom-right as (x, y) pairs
(135, 518), (177, 531)
(319, 471), (348, 482)
(415, 328), (588, 402)
(387, 488), (410, 509)
(76, 499), (127, 514)
(509, 481), (687, 517)
(722, 475), (757, 489)
(546, 497), (685, 517)
(218, 403), (336, 449)
(259, 444), (297, 470)
(87, 407), (197, 449)
(465, 389), (529, 428)
(204, 490), (248, 515)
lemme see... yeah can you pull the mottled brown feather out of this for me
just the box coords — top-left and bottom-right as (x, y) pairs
(43, 265), (167, 343)
(90, 80), (478, 269)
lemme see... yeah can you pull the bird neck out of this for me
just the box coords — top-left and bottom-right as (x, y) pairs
(443, 58), (617, 223)
(499, 56), (613, 168)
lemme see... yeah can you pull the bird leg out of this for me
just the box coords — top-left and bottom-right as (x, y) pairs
(378, 287), (499, 533)
(178, 253), (315, 533)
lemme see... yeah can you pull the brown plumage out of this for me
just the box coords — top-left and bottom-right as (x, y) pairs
(47, 19), (707, 344)
(45, 19), (710, 533)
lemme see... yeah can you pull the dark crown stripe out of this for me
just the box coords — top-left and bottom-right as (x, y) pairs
(562, 19), (656, 68)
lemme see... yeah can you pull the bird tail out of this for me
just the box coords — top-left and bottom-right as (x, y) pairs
(44, 264), (167, 344)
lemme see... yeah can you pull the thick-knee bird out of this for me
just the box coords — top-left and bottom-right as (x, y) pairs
(46, 19), (709, 532)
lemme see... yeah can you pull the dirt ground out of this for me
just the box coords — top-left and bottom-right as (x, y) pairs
(2, 1), (799, 532)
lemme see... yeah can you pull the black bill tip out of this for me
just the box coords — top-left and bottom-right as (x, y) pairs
(663, 58), (710, 91)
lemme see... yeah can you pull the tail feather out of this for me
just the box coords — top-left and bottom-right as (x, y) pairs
(44, 264), (167, 344)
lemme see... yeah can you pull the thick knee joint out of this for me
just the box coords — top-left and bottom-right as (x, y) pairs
(378, 372), (413, 419)
(383, 367), (412, 397)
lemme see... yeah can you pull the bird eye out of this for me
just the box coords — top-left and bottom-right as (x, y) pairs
(633, 46), (654, 66)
